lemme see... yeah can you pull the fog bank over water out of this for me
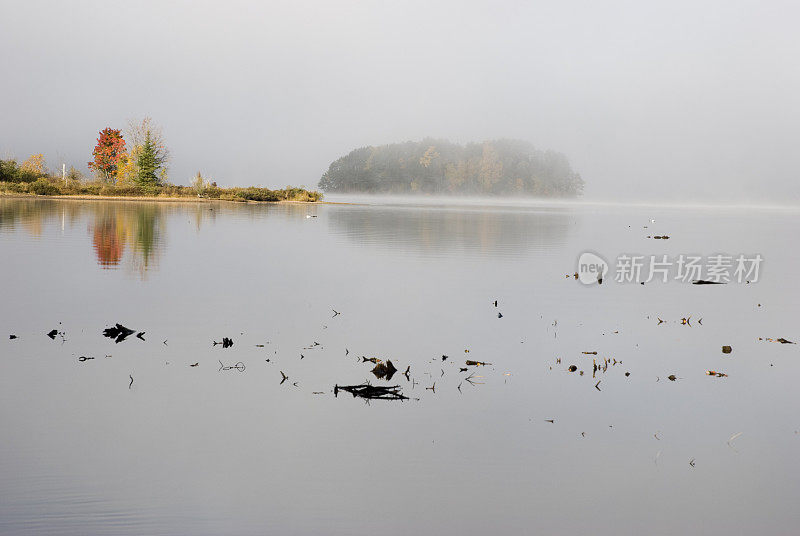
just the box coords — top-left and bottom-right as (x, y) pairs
(1, 0), (799, 204)
(325, 193), (800, 211)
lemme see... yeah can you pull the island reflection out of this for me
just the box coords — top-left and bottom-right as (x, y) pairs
(327, 204), (575, 258)
(1, 198), (576, 271)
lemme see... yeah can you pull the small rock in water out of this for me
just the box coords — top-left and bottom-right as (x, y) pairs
(371, 360), (398, 381)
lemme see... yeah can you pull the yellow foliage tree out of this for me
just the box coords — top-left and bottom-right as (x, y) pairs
(21, 154), (47, 177)
(114, 148), (139, 186)
(478, 143), (503, 192)
(419, 146), (440, 168)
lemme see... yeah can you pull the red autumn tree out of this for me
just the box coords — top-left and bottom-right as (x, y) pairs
(88, 128), (127, 181)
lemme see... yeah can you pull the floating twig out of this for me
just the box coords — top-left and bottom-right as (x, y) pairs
(218, 360), (245, 372)
(464, 372), (483, 386)
(727, 432), (743, 452)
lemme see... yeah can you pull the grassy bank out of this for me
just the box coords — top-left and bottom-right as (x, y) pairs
(0, 157), (321, 202)
(0, 177), (322, 203)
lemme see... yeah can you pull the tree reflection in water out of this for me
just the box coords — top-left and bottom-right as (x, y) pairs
(0, 198), (164, 276)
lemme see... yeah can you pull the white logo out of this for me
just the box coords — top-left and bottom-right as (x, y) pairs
(577, 251), (609, 285)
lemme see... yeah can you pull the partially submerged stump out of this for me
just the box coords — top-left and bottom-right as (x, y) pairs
(371, 360), (397, 381)
(103, 323), (137, 343)
(213, 337), (234, 348)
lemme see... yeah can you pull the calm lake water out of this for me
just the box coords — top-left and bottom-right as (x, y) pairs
(1, 196), (800, 535)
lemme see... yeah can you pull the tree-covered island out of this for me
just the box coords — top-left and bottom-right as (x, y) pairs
(319, 139), (583, 197)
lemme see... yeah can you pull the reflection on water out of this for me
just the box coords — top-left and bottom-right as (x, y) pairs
(2, 197), (800, 535)
(1, 199), (171, 275)
(90, 205), (163, 270)
(0, 198), (574, 271)
(328, 204), (574, 257)
(91, 214), (124, 267)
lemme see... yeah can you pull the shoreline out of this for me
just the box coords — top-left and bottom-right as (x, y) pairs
(0, 192), (348, 205)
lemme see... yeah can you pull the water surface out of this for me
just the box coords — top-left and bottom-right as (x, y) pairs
(1, 196), (799, 535)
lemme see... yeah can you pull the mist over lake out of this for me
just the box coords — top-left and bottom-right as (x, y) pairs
(4, 0), (800, 533)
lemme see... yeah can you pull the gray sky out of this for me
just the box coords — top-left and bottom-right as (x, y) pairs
(1, 0), (799, 202)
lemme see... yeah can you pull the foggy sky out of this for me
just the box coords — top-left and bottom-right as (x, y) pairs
(1, 0), (799, 203)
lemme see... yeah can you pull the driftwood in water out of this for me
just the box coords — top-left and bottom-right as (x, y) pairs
(334, 383), (408, 400)
(759, 337), (796, 344)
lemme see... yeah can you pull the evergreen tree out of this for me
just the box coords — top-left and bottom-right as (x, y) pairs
(136, 132), (161, 186)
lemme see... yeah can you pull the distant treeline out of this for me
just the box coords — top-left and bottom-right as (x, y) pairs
(319, 139), (584, 196)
